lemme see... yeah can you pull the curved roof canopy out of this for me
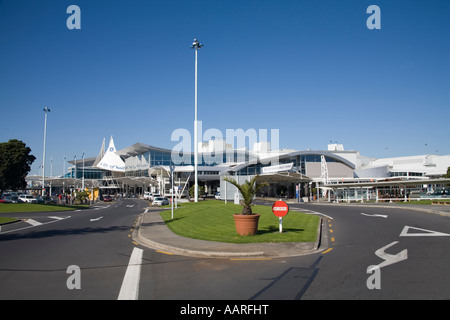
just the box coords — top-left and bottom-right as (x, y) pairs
(227, 150), (356, 173)
(284, 150), (356, 169)
(116, 143), (172, 158)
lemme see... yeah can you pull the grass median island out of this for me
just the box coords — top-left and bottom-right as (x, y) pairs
(0, 203), (89, 213)
(159, 200), (320, 244)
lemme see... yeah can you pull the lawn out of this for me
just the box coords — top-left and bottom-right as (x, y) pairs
(0, 203), (88, 213)
(159, 200), (320, 244)
(0, 217), (18, 224)
(400, 199), (450, 205)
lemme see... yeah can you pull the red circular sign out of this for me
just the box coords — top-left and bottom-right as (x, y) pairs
(272, 200), (289, 217)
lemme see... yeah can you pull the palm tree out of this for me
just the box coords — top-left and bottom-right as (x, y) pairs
(223, 175), (268, 215)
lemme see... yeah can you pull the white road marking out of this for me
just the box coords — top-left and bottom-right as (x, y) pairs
(0, 216), (70, 234)
(118, 247), (143, 300)
(93, 205), (110, 210)
(369, 241), (407, 271)
(361, 212), (388, 218)
(24, 219), (42, 226)
(399, 226), (450, 237)
(291, 208), (334, 220)
(90, 216), (103, 222)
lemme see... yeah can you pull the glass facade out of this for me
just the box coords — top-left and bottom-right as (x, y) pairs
(66, 167), (108, 179)
(123, 146), (348, 178)
(391, 172), (424, 177)
(124, 148), (255, 177)
(235, 154), (339, 176)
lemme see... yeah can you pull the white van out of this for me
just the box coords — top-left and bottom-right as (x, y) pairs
(143, 192), (152, 200)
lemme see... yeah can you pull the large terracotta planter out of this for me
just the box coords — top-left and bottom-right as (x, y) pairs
(233, 214), (260, 236)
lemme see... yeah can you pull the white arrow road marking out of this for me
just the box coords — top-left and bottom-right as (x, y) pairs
(361, 213), (388, 218)
(369, 241), (407, 271)
(400, 226), (450, 237)
(291, 208), (334, 220)
(90, 216), (103, 222)
(93, 205), (110, 210)
(118, 247), (143, 300)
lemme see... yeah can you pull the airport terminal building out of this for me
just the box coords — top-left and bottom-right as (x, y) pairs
(34, 136), (450, 202)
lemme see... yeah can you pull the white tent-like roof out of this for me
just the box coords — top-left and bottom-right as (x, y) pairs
(96, 136), (126, 172)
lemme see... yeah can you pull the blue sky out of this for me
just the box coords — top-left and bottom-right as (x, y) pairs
(0, 0), (449, 176)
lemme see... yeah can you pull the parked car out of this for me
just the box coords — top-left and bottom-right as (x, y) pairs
(151, 194), (161, 201)
(214, 192), (221, 200)
(36, 196), (56, 204)
(18, 194), (38, 203)
(6, 196), (20, 203)
(152, 197), (169, 206)
(1, 195), (19, 203)
(102, 195), (113, 202)
(0, 193), (12, 203)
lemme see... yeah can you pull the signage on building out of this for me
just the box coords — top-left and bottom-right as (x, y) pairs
(261, 162), (294, 174)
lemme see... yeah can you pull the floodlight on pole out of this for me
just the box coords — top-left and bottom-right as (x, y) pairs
(42, 107), (51, 195)
(191, 39), (203, 202)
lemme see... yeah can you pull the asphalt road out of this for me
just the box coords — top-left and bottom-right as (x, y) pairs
(290, 203), (450, 299)
(1, 199), (449, 300)
(0, 198), (143, 299)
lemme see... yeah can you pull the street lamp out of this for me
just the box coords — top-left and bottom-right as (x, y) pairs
(63, 155), (66, 177)
(191, 38), (203, 202)
(42, 107), (51, 195)
(82, 151), (85, 190)
(73, 154), (77, 180)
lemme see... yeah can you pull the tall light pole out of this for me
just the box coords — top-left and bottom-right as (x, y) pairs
(73, 154), (77, 182)
(42, 107), (51, 196)
(82, 151), (85, 190)
(63, 155), (66, 177)
(191, 38), (203, 202)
